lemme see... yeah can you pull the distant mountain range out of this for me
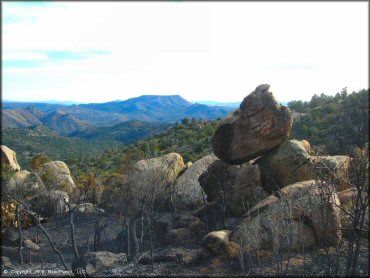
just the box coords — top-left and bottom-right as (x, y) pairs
(2, 106), (90, 135)
(2, 95), (233, 134)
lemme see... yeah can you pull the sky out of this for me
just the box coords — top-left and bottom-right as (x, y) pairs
(2, 1), (369, 103)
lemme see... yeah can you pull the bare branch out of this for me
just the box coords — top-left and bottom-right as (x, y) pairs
(13, 197), (70, 271)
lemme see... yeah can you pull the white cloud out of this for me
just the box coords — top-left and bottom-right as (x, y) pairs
(3, 50), (49, 61)
(3, 1), (368, 103)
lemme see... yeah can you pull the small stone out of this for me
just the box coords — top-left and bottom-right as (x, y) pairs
(23, 239), (40, 251)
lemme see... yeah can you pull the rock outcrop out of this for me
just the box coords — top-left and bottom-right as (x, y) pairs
(212, 84), (293, 164)
(173, 154), (217, 209)
(39, 161), (75, 194)
(1, 145), (21, 172)
(311, 155), (351, 191)
(199, 230), (239, 259)
(256, 140), (314, 191)
(201, 230), (232, 256)
(130, 153), (185, 185)
(232, 180), (342, 253)
(337, 187), (369, 238)
(198, 160), (266, 216)
(29, 190), (69, 217)
(5, 171), (45, 199)
(81, 251), (127, 275)
(127, 153), (185, 216)
(23, 239), (40, 251)
(256, 140), (351, 192)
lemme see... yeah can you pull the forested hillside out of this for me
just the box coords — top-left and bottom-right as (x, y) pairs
(1, 126), (121, 169)
(288, 88), (368, 155)
(66, 118), (220, 176)
(68, 120), (167, 143)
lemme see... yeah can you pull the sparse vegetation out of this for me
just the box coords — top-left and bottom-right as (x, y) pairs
(1, 88), (368, 277)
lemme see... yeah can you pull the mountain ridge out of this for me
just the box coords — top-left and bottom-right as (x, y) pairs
(2, 94), (233, 133)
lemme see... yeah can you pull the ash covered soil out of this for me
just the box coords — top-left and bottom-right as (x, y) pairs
(1, 212), (368, 277)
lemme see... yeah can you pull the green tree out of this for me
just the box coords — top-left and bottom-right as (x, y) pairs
(30, 154), (50, 171)
(181, 117), (190, 125)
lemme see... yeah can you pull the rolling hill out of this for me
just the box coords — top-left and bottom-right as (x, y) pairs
(68, 120), (167, 143)
(70, 95), (232, 123)
(2, 95), (232, 133)
(1, 126), (121, 169)
(2, 106), (46, 127)
(40, 110), (90, 135)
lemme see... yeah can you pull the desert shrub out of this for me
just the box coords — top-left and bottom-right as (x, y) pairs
(30, 154), (50, 171)
(1, 165), (16, 198)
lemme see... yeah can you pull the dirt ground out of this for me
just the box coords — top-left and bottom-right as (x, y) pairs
(1, 211), (369, 277)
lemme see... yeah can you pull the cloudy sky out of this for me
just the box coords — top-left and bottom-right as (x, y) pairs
(3, 1), (368, 103)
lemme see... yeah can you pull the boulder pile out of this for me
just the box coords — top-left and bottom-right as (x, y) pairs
(1, 148), (94, 219)
(196, 84), (355, 256)
(0, 84), (363, 273)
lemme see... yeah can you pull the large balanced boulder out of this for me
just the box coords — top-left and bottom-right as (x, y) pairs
(232, 180), (341, 253)
(198, 160), (266, 216)
(1, 145), (21, 171)
(6, 171), (45, 199)
(256, 140), (351, 192)
(212, 84), (293, 164)
(173, 154), (217, 209)
(39, 161), (75, 194)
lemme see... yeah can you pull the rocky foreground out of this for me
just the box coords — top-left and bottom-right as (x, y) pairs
(1, 84), (368, 277)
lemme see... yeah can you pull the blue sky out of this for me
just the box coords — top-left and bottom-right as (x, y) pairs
(3, 1), (368, 103)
